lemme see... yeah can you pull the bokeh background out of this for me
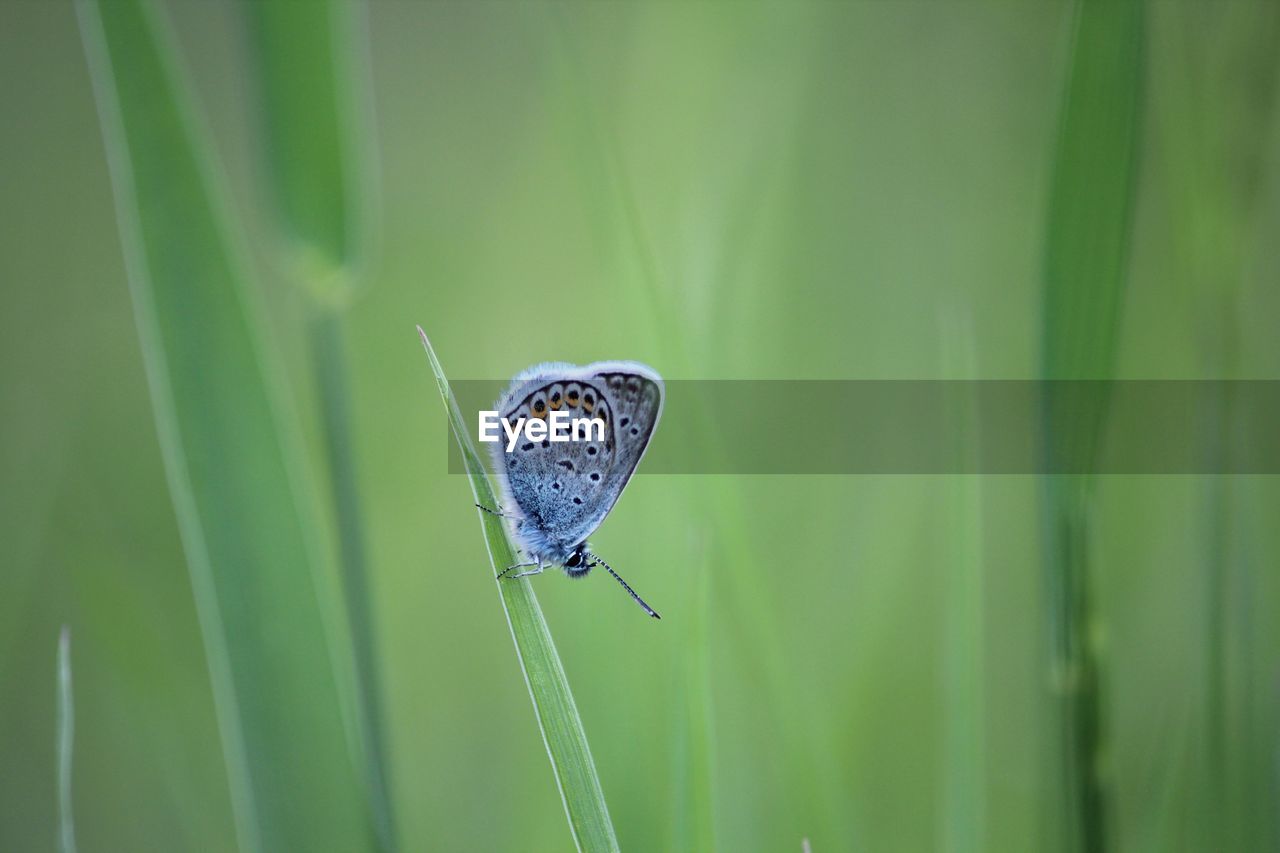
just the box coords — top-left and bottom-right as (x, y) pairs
(3, 1), (1279, 851)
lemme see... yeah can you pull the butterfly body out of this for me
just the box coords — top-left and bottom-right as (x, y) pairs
(488, 361), (663, 617)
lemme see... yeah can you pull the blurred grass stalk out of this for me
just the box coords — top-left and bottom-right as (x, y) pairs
(1151, 5), (1280, 847)
(57, 627), (76, 853)
(541, 7), (841, 841)
(939, 313), (985, 853)
(418, 328), (620, 853)
(672, 535), (716, 853)
(77, 0), (375, 849)
(1039, 1), (1143, 851)
(243, 3), (395, 850)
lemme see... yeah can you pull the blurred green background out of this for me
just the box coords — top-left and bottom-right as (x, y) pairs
(3, 1), (1279, 851)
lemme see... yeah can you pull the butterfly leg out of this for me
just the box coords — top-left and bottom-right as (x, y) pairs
(475, 503), (513, 518)
(496, 559), (538, 580)
(509, 561), (546, 579)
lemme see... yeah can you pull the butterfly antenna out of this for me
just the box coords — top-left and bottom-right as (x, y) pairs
(591, 555), (661, 619)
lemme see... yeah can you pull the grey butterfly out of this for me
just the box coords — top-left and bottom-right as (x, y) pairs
(481, 361), (664, 618)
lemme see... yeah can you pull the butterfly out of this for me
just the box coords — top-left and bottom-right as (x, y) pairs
(479, 361), (664, 619)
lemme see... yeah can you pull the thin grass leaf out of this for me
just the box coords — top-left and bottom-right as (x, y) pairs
(672, 536), (715, 853)
(1040, 1), (1144, 850)
(56, 627), (76, 853)
(243, 4), (393, 849)
(416, 326), (619, 853)
(939, 314), (985, 853)
(77, 1), (373, 849)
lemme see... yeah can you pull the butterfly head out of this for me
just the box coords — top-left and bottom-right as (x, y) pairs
(563, 546), (594, 578)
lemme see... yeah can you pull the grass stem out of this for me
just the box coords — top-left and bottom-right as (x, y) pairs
(310, 304), (395, 852)
(57, 626), (76, 853)
(417, 327), (620, 853)
(1040, 0), (1144, 849)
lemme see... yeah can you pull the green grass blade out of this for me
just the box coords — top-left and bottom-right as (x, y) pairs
(243, 4), (393, 849)
(1043, 0), (1144, 389)
(56, 627), (76, 853)
(1040, 1), (1144, 850)
(416, 326), (620, 853)
(243, 0), (370, 297)
(77, 1), (373, 849)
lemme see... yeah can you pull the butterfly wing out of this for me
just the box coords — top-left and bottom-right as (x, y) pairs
(589, 365), (663, 521)
(490, 362), (663, 555)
